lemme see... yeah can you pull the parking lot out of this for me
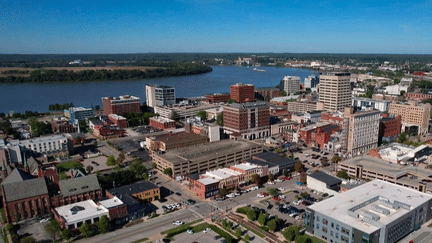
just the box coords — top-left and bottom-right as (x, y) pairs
(17, 218), (51, 242)
(81, 156), (115, 173)
(172, 229), (220, 243)
(288, 147), (337, 172)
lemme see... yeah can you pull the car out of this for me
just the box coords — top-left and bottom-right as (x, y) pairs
(234, 192), (241, 196)
(40, 218), (49, 223)
(216, 197), (225, 201)
(295, 216), (301, 220)
(305, 154), (310, 157)
(203, 228), (211, 233)
(187, 229), (194, 234)
(262, 192), (269, 196)
(78, 158), (84, 163)
(214, 235), (221, 240)
(220, 239), (227, 243)
(275, 179), (284, 183)
(278, 195), (286, 199)
(293, 201), (300, 205)
(175, 192), (182, 196)
(241, 190), (248, 194)
(173, 221), (184, 225)
(227, 193), (236, 198)
(91, 161), (99, 166)
(257, 194), (265, 198)
(187, 199), (196, 205)
(267, 181), (275, 185)
(278, 187), (285, 191)
(294, 157), (299, 160)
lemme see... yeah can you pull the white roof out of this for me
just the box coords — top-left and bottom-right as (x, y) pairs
(204, 168), (242, 180)
(98, 196), (124, 208)
(108, 114), (126, 120)
(55, 200), (109, 225)
(70, 107), (93, 112)
(198, 177), (219, 185)
(309, 180), (432, 234)
(271, 95), (300, 102)
(231, 163), (259, 171)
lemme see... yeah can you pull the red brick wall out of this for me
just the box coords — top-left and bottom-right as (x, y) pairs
(231, 85), (255, 103)
(404, 93), (432, 101)
(149, 119), (176, 130)
(108, 204), (128, 219)
(4, 194), (50, 223)
(381, 116), (402, 138)
(315, 132), (330, 148)
(205, 94), (231, 103)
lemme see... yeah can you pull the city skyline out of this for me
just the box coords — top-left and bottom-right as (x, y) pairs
(1, 0), (432, 54)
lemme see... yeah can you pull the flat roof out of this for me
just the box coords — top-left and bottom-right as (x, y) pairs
(309, 180), (432, 234)
(98, 196), (124, 209)
(204, 168), (242, 180)
(150, 116), (175, 123)
(231, 163), (259, 171)
(253, 152), (280, 161)
(198, 177), (220, 185)
(157, 140), (262, 165)
(55, 200), (109, 224)
(108, 181), (159, 197)
(152, 131), (207, 145)
(308, 171), (342, 187)
(170, 103), (219, 111)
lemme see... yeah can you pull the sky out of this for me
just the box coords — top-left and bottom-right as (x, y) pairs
(0, 0), (431, 54)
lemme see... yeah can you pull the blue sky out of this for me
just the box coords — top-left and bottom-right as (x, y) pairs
(1, 0), (431, 54)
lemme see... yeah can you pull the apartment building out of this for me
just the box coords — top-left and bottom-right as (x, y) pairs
(19, 134), (72, 155)
(223, 102), (270, 140)
(230, 83), (255, 103)
(65, 107), (94, 125)
(145, 84), (176, 108)
(287, 101), (318, 113)
(352, 97), (392, 112)
(205, 93), (231, 103)
(342, 108), (381, 157)
(102, 95), (141, 115)
(304, 74), (320, 91)
(151, 139), (263, 176)
(319, 72), (352, 112)
(254, 87), (280, 100)
(280, 76), (300, 95)
(388, 101), (431, 135)
(149, 116), (176, 130)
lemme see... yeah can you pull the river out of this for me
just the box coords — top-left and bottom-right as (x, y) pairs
(0, 66), (317, 113)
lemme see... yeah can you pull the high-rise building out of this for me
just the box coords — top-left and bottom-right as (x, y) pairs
(223, 102), (270, 139)
(319, 72), (352, 112)
(280, 76), (300, 95)
(304, 75), (320, 90)
(102, 95), (141, 115)
(145, 84), (176, 108)
(230, 83), (255, 103)
(388, 101), (431, 135)
(342, 108), (381, 157)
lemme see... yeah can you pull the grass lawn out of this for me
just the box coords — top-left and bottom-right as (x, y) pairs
(192, 222), (210, 232)
(428, 222), (432, 227)
(309, 235), (327, 243)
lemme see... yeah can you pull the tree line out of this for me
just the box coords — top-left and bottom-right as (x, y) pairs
(48, 103), (74, 111)
(0, 63), (212, 83)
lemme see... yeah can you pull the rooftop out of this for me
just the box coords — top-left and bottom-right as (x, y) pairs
(204, 168), (242, 180)
(108, 114), (126, 120)
(150, 131), (207, 145)
(271, 95), (300, 102)
(253, 152), (281, 162)
(309, 180), (432, 234)
(197, 177), (220, 185)
(231, 162), (259, 171)
(108, 181), (159, 197)
(229, 102), (269, 110)
(150, 116), (175, 123)
(59, 174), (101, 197)
(19, 134), (68, 144)
(308, 171), (342, 187)
(2, 177), (48, 202)
(55, 200), (108, 224)
(157, 140), (261, 165)
(70, 107), (93, 112)
(98, 196), (124, 209)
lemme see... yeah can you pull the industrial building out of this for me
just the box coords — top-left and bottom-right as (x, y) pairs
(305, 180), (432, 243)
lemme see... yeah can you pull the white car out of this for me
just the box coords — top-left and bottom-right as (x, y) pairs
(278, 187), (285, 191)
(257, 194), (265, 198)
(293, 201), (300, 205)
(173, 221), (184, 225)
(295, 216), (301, 220)
(40, 218), (49, 223)
(187, 229), (194, 234)
(275, 179), (284, 183)
(267, 181), (275, 185)
(203, 228), (212, 233)
(226, 193), (236, 198)
(278, 195), (286, 199)
(234, 192), (241, 196)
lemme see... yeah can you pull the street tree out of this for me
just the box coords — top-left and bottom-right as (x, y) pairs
(251, 174), (262, 185)
(258, 212), (267, 225)
(336, 170), (350, 180)
(283, 225), (299, 241)
(79, 222), (92, 238)
(294, 161), (304, 172)
(197, 111), (208, 121)
(247, 209), (256, 221)
(45, 219), (62, 240)
(267, 188), (278, 196)
(61, 229), (71, 240)
(107, 155), (116, 166)
(267, 219), (278, 232)
(331, 155), (342, 163)
(98, 215), (110, 233)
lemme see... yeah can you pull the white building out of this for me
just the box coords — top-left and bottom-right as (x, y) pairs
(306, 171), (341, 196)
(19, 134), (70, 154)
(280, 76), (300, 95)
(304, 75), (319, 92)
(305, 180), (432, 243)
(54, 200), (109, 230)
(145, 84), (176, 108)
(377, 143), (432, 164)
(385, 84), (409, 95)
(65, 107), (94, 125)
(304, 111), (322, 123)
(352, 97), (392, 112)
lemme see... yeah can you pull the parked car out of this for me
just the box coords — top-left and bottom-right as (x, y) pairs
(257, 194), (265, 198)
(187, 229), (194, 234)
(203, 228), (211, 233)
(173, 221), (184, 225)
(275, 179), (284, 183)
(40, 218), (49, 223)
(278, 187), (285, 191)
(267, 181), (275, 185)
(187, 199), (196, 205)
(262, 192), (269, 196)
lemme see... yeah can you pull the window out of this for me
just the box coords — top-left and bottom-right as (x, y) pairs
(341, 227), (349, 235)
(331, 222), (334, 228)
(336, 224), (339, 230)
(336, 233), (339, 239)
(323, 227), (327, 233)
(323, 219), (328, 225)
(316, 223), (320, 229)
(331, 231), (334, 236)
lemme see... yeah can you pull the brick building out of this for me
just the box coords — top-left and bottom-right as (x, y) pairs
(93, 125), (125, 139)
(108, 114), (128, 129)
(186, 177), (219, 199)
(388, 101), (431, 135)
(404, 93), (432, 101)
(223, 102), (270, 140)
(98, 196), (128, 224)
(379, 114), (402, 143)
(299, 123), (340, 148)
(107, 181), (160, 203)
(102, 95), (141, 115)
(230, 83), (255, 103)
(320, 112), (345, 128)
(205, 93), (231, 103)
(145, 131), (208, 151)
(149, 117), (176, 130)
(255, 87), (280, 100)
(51, 118), (76, 134)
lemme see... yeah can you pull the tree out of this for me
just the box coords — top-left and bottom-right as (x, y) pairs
(45, 219), (62, 240)
(95, 105), (101, 111)
(116, 152), (126, 164)
(107, 155), (116, 166)
(258, 212), (267, 225)
(197, 110), (208, 121)
(61, 229), (71, 240)
(321, 159), (329, 167)
(247, 209), (256, 221)
(228, 98), (236, 104)
(268, 174), (274, 182)
(305, 88), (311, 92)
(79, 222), (92, 238)
(20, 236), (36, 243)
(170, 111), (180, 121)
(152, 162), (157, 169)
(336, 170), (350, 180)
(235, 228), (242, 237)
(400, 90), (406, 96)
(251, 174), (261, 185)
(216, 113), (224, 126)
(300, 172), (307, 184)
(219, 185), (228, 197)
(294, 161), (304, 172)
(98, 215), (110, 233)
(274, 148), (282, 153)
(398, 132), (407, 143)
(267, 188), (278, 196)
(267, 219), (278, 232)
(331, 155), (342, 163)
(295, 235), (313, 243)
(163, 168), (173, 177)
(143, 172), (149, 180)
(283, 225), (299, 241)
(86, 165), (92, 174)
(280, 91), (287, 96)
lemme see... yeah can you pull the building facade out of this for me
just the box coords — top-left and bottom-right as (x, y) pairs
(102, 95), (141, 115)
(230, 83), (255, 103)
(287, 101), (318, 113)
(223, 102), (270, 140)
(388, 101), (431, 135)
(379, 114), (402, 143)
(66, 107), (94, 125)
(404, 92), (432, 101)
(145, 84), (176, 108)
(280, 76), (300, 95)
(319, 72), (352, 112)
(304, 74), (320, 91)
(343, 108), (381, 157)
(205, 93), (231, 103)
(149, 117), (176, 130)
(352, 97), (392, 112)
(254, 87), (281, 100)
(107, 114), (128, 129)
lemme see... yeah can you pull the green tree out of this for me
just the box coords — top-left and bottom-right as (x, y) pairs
(79, 222), (92, 238)
(257, 212), (267, 226)
(170, 111), (180, 121)
(235, 228), (242, 237)
(400, 90), (406, 96)
(268, 174), (274, 182)
(228, 98), (236, 104)
(300, 172), (307, 184)
(251, 174), (262, 185)
(45, 219), (62, 240)
(267, 188), (278, 196)
(219, 185), (228, 197)
(61, 229), (71, 240)
(305, 88), (311, 92)
(20, 236), (36, 243)
(216, 113), (224, 126)
(295, 235), (313, 243)
(107, 155), (116, 166)
(267, 219), (278, 232)
(143, 172), (149, 180)
(336, 170), (350, 180)
(151, 162), (157, 169)
(274, 148), (282, 153)
(280, 91), (287, 96)
(116, 152), (126, 164)
(283, 225), (299, 241)
(197, 110), (208, 121)
(398, 132), (407, 143)
(86, 165), (92, 174)
(163, 168), (173, 177)
(331, 155), (342, 163)
(98, 215), (110, 233)
(294, 161), (304, 172)
(247, 209), (256, 221)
